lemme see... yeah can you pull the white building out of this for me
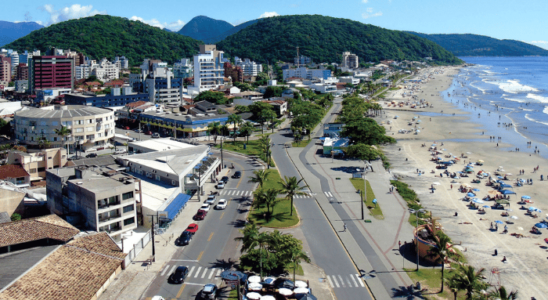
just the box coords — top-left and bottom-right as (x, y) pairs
(188, 45), (225, 96)
(338, 76), (360, 85)
(146, 69), (183, 104)
(282, 67), (331, 81)
(9, 51), (19, 75)
(235, 58), (263, 76)
(75, 64), (91, 80)
(114, 56), (129, 69)
(341, 51), (359, 69)
(173, 58), (193, 78)
(92, 58), (120, 82)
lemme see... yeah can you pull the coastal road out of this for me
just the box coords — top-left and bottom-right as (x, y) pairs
(270, 99), (374, 300)
(142, 152), (261, 299)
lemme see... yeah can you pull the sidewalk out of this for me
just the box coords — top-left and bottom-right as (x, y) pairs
(98, 168), (233, 300)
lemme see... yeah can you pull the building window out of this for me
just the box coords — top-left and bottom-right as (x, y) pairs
(38, 167), (45, 172)
(123, 204), (134, 213)
(29, 168), (37, 173)
(122, 191), (133, 200)
(123, 217), (135, 226)
(75, 128), (84, 133)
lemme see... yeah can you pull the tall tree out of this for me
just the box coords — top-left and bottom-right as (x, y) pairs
(450, 264), (488, 299)
(228, 114), (243, 143)
(487, 286), (518, 300)
(426, 232), (454, 293)
(289, 248), (311, 283)
(279, 176), (308, 216)
(240, 121), (254, 143)
(207, 121), (221, 144)
(54, 126), (71, 155)
(248, 169), (270, 189)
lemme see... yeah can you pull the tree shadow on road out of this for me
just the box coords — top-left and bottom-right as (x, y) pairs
(209, 258), (239, 271)
(391, 285), (426, 299)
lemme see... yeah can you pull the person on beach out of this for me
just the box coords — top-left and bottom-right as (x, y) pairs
(343, 223), (347, 232)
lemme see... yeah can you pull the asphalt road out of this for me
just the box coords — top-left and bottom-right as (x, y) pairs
(143, 152), (261, 299)
(270, 99), (374, 300)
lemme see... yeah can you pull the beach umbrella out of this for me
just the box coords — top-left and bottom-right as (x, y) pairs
(295, 294), (318, 300)
(248, 275), (261, 283)
(246, 292), (262, 300)
(473, 188), (480, 192)
(294, 281), (308, 288)
(495, 220), (504, 225)
(483, 205), (490, 208)
(497, 176), (504, 179)
(467, 193), (476, 197)
(263, 277), (276, 285)
(535, 223), (548, 229)
(261, 296), (276, 300)
(294, 287), (311, 294)
(473, 199), (484, 204)
(500, 184), (512, 188)
(517, 227), (524, 231)
(248, 282), (263, 291)
(519, 179), (526, 183)
(431, 144), (437, 146)
(501, 190), (516, 195)
(510, 216), (518, 220)
(279, 288), (294, 296)
(522, 195), (531, 200)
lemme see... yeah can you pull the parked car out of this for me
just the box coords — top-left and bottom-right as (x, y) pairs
(232, 171), (241, 179)
(152, 133), (160, 138)
(145, 131), (153, 135)
(205, 195), (216, 205)
(216, 182), (225, 189)
(220, 176), (229, 184)
(199, 203), (211, 212)
(177, 231), (193, 245)
(169, 266), (189, 284)
(115, 148), (127, 154)
(86, 153), (98, 158)
(215, 199), (227, 210)
(193, 210), (207, 221)
(199, 284), (218, 300)
(185, 223), (199, 234)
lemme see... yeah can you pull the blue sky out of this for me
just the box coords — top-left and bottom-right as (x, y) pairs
(4, 0), (548, 49)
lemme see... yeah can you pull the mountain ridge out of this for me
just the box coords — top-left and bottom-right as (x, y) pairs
(0, 21), (43, 47)
(178, 16), (234, 43)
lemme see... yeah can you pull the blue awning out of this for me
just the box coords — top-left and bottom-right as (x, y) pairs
(320, 137), (327, 141)
(164, 193), (191, 220)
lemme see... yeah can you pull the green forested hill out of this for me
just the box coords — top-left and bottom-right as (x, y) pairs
(217, 15), (462, 64)
(5, 15), (202, 66)
(407, 32), (548, 57)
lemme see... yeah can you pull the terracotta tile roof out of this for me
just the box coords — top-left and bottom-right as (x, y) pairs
(0, 165), (30, 180)
(0, 215), (79, 248)
(0, 233), (126, 300)
(125, 100), (148, 108)
(104, 80), (125, 87)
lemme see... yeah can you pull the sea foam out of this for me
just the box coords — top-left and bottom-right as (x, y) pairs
(526, 93), (548, 103)
(484, 79), (539, 94)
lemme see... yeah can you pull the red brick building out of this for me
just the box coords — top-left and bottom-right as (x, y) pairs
(0, 55), (11, 84)
(29, 56), (74, 94)
(16, 63), (28, 80)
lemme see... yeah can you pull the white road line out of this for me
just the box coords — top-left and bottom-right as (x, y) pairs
(346, 276), (353, 287)
(326, 275), (334, 288)
(187, 266), (195, 278)
(324, 192), (329, 197)
(216, 269), (222, 276)
(194, 267), (202, 278)
(168, 265), (177, 276)
(338, 275), (345, 288)
(208, 268), (216, 279)
(201, 267), (208, 278)
(331, 275), (340, 288)
(355, 274), (365, 287)
(160, 265), (170, 276)
(349, 273), (358, 287)
(328, 192), (334, 197)
(237, 191), (241, 196)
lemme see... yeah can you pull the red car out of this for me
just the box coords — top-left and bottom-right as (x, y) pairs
(125, 126), (131, 130)
(145, 130), (153, 135)
(186, 223), (199, 233)
(193, 210), (207, 221)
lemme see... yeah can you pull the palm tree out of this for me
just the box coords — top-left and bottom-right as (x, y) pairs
(207, 121), (221, 144)
(220, 124), (230, 137)
(445, 276), (463, 300)
(263, 189), (280, 215)
(289, 248), (311, 283)
(279, 176), (308, 216)
(451, 264), (487, 299)
(228, 114), (243, 143)
(241, 231), (271, 278)
(240, 121), (254, 143)
(54, 126), (71, 155)
(426, 232), (453, 293)
(258, 135), (272, 169)
(248, 169), (270, 189)
(487, 286), (518, 300)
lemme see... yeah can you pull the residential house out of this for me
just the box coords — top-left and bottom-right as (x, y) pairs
(0, 165), (30, 188)
(7, 148), (67, 182)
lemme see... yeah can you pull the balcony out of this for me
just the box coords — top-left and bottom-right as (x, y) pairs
(99, 223), (122, 234)
(98, 201), (121, 209)
(99, 213), (121, 223)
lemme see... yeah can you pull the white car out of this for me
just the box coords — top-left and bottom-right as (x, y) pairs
(216, 199), (227, 210)
(216, 182), (225, 189)
(200, 203), (211, 212)
(115, 148), (127, 154)
(205, 195), (216, 205)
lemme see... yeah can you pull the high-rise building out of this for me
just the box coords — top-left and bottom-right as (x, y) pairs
(189, 45), (225, 95)
(92, 58), (120, 82)
(9, 51), (19, 75)
(173, 58), (193, 78)
(235, 58), (263, 77)
(282, 67), (331, 80)
(16, 63), (28, 80)
(0, 55), (11, 83)
(341, 51), (359, 69)
(114, 56), (129, 69)
(224, 62), (243, 83)
(294, 56), (312, 66)
(75, 64), (91, 80)
(29, 56), (74, 94)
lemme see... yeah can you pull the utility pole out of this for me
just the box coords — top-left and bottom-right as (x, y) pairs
(148, 215), (156, 262)
(220, 137), (224, 168)
(361, 187), (364, 220)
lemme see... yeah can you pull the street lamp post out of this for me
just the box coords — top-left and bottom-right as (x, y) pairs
(220, 137), (224, 168)
(410, 208), (426, 271)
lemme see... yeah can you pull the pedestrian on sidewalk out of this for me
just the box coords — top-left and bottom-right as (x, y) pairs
(343, 223), (347, 232)
(398, 240), (401, 249)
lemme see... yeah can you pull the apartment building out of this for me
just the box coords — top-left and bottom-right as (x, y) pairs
(294, 56), (312, 66)
(16, 63), (28, 80)
(282, 67), (332, 80)
(173, 58), (193, 78)
(93, 58), (120, 82)
(7, 148), (67, 182)
(74, 64), (90, 80)
(114, 56), (129, 69)
(341, 51), (359, 69)
(189, 45), (225, 95)
(29, 56), (74, 94)
(46, 165), (140, 238)
(9, 51), (19, 75)
(65, 86), (149, 108)
(0, 56), (11, 83)
(235, 58), (263, 76)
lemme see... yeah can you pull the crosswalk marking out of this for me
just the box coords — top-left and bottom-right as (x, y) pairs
(324, 191), (334, 197)
(216, 269), (222, 276)
(355, 274), (365, 287)
(331, 275), (340, 288)
(208, 268), (216, 279)
(338, 275), (345, 288)
(350, 273), (358, 287)
(345, 276), (352, 287)
(201, 267), (208, 278)
(160, 265), (170, 276)
(327, 276), (334, 288)
(187, 266), (195, 278)
(194, 267), (202, 278)
(168, 265), (177, 276)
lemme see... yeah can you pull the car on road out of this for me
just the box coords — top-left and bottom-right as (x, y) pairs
(152, 133), (160, 138)
(145, 130), (153, 135)
(168, 266), (189, 284)
(86, 153), (98, 158)
(232, 171), (241, 179)
(205, 195), (216, 205)
(198, 284), (218, 299)
(193, 209), (207, 220)
(215, 199), (227, 210)
(115, 148), (127, 154)
(199, 203), (211, 212)
(220, 176), (229, 184)
(177, 230), (193, 245)
(134, 129), (143, 133)
(185, 223), (199, 234)
(216, 182), (225, 189)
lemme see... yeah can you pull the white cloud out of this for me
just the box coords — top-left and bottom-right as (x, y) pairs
(259, 12), (280, 19)
(362, 0), (369, 3)
(129, 16), (185, 31)
(531, 40), (548, 49)
(42, 4), (105, 25)
(35, 20), (44, 25)
(362, 7), (383, 19)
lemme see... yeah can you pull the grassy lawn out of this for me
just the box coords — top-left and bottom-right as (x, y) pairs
(285, 264), (304, 276)
(404, 267), (466, 300)
(292, 139), (312, 147)
(349, 178), (384, 219)
(261, 169), (284, 191)
(227, 289), (238, 300)
(215, 139), (274, 167)
(249, 198), (300, 228)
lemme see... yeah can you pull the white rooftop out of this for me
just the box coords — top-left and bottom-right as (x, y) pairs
(129, 138), (195, 152)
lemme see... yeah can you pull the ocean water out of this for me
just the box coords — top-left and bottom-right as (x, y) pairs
(439, 57), (548, 157)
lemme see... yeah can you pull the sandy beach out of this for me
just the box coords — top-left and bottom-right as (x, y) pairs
(380, 66), (548, 299)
